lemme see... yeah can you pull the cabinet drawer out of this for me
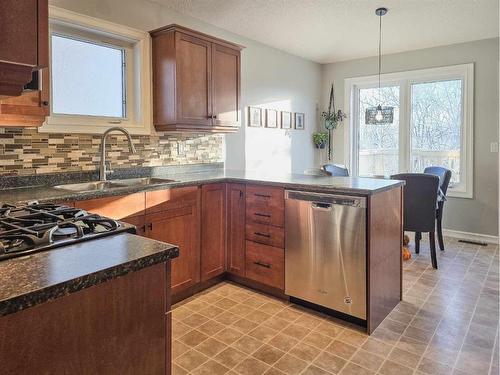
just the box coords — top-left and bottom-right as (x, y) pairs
(246, 222), (284, 248)
(246, 203), (283, 227)
(245, 241), (284, 290)
(246, 185), (284, 227)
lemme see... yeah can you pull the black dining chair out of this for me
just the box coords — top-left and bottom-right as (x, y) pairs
(322, 164), (349, 176)
(391, 173), (440, 269)
(424, 166), (452, 251)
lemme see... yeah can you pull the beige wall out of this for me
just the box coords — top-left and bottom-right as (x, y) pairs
(49, 0), (322, 174)
(321, 38), (499, 236)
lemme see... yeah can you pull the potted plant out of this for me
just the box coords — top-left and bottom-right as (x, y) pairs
(313, 132), (329, 149)
(321, 109), (347, 131)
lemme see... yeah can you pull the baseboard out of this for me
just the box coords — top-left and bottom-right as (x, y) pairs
(442, 229), (498, 244)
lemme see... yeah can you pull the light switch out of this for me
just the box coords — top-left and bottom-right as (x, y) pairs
(177, 142), (185, 155)
(490, 142), (499, 153)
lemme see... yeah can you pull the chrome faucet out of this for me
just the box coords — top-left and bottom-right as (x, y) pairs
(99, 127), (137, 181)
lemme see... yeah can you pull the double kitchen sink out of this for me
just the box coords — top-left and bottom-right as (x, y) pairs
(53, 177), (177, 193)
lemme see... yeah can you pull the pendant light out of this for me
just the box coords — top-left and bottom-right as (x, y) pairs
(365, 7), (394, 125)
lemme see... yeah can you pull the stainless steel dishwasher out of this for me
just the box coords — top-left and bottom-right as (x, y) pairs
(285, 191), (366, 320)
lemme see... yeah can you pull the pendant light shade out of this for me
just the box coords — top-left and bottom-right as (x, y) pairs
(365, 7), (394, 125)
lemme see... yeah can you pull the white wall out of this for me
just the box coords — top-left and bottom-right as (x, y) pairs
(321, 39), (499, 237)
(49, 0), (322, 174)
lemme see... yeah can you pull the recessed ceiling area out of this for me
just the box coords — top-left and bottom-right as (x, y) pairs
(151, 0), (499, 63)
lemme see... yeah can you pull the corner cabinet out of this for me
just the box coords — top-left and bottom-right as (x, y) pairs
(150, 24), (242, 133)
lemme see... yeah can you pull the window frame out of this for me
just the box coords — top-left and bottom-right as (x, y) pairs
(344, 63), (474, 198)
(41, 6), (152, 135)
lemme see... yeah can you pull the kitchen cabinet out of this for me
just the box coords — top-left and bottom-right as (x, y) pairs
(0, 0), (48, 98)
(226, 183), (246, 276)
(0, 262), (171, 374)
(200, 183), (226, 281)
(145, 187), (201, 296)
(150, 24), (242, 133)
(245, 241), (284, 290)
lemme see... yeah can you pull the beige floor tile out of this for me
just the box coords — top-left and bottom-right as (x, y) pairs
(172, 363), (188, 375)
(337, 330), (367, 347)
(213, 327), (244, 345)
(315, 321), (345, 339)
(181, 313), (210, 328)
(234, 357), (270, 375)
(215, 298), (241, 310)
(275, 308), (302, 322)
(262, 316), (291, 331)
(350, 349), (384, 372)
(361, 337), (393, 357)
(324, 340), (357, 360)
(339, 362), (375, 375)
(264, 367), (286, 375)
(378, 360), (413, 375)
(231, 318), (259, 334)
(387, 347), (421, 369)
(268, 332), (300, 352)
(214, 347), (248, 369)
(191, 359), (231, 375)
(252, 344), (286, 365)
(258, 302), (286, 315)
(175, 349), (209, 372)
(178, 329), (209, 347)
(302, 365), (333, 375)
(303, 331), (334, 350)
(197, 320), (226, 336)
(274, 353), (309, 374)
(172, 321), (192, 339)
(248, 325), (279, 342)
(245, 309), (273, 323)
(232, 335), (264, 354)
(198, 305), (225, 319)
(173, 340), (190, 358)
(289, 341), (322, 362)
(313, 352), (347, 374)
(215, 311), (242, 325)
(229, 304), (254, 317)
(282, 323), (311, 340)
(195, 337), (228, 357)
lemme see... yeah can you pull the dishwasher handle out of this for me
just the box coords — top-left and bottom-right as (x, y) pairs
(285, 190), (366, 208)
(311, 202), (332, 210)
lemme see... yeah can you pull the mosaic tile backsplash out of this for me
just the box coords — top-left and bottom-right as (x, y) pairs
(0, 128), (224, 176)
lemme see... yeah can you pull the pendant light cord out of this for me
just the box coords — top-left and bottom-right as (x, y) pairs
(378, 12), (382, 104)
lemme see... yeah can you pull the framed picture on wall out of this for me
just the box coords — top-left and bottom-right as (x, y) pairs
(248, 107), (262, 127)
(281, 111), (292, 129)
(265, 109), (278, 128)
(294, 112), (305, 130)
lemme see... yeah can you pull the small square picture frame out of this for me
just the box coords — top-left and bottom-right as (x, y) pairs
(294, 112), (305, 130)
(281, 111), (292, 129)
(265, 109), (278, 128)
(248, 107), (262, 127)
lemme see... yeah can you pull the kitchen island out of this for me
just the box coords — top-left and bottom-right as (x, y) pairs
(0, 233), (179, 374)
(0, 166), (403, 334)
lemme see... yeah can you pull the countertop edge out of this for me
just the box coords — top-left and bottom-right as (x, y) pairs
(0, 244), (179, 317)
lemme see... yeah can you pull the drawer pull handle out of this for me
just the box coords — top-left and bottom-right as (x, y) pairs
(254, 212), (271, 218)
(254, 193), (271, 198)
(254, 261), (271, 269)
(254, 232), (271, 238)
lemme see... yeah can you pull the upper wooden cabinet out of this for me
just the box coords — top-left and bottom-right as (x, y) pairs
(0, 0), (48, 97)
(150, 24), (242, 133)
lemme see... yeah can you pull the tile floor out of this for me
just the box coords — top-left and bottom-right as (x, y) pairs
(172, 237), (499, 374)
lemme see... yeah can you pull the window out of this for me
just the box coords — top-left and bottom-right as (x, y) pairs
(51, 34), (126, 118)
(41, 6), (152, 134)
(346, 64), (473, 198)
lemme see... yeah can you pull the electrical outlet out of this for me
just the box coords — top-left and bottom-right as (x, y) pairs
(490, 142), (498, 153)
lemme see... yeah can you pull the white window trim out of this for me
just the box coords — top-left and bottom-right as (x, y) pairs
(344, 63), (474, 199)
(40, 6), (152, 135)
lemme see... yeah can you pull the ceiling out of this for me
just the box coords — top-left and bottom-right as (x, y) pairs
(151, 0), (499, 63)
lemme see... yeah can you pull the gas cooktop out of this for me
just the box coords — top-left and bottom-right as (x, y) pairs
(0, 202), (135, 261)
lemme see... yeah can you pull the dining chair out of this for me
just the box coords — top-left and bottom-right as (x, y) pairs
(322, 164), (349, 176)
(424, 166), (452, 251)
(391, 173), (440, 269)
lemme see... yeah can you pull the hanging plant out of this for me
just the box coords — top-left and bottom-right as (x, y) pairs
(322, 85), (347, 160)
(312, 132), (328, 149)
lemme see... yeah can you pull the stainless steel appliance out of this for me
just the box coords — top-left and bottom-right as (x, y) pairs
(0, 202), (135, 261)
(285, 191), (367, 319)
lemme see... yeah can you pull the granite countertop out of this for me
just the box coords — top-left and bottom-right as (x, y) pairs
(0, 168), (404, 205)
(0, 233), (179, 317)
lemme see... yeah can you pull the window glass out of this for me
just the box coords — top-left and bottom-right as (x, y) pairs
(410, 79), (462, 185)
(51, 34), (125, 118)
(357, 85), (400, 177)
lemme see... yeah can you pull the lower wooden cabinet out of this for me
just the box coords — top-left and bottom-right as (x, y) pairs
(200, 183), (226, 281)
(145, 187), (201, 296)
(245, 241), (284, 290)
(226, 183), (246, 276)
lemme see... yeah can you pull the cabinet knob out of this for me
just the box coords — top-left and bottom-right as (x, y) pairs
(42, 101), (49, 106)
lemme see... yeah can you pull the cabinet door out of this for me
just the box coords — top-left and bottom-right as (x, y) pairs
(211, 43), (240, 128)
(74, 193), (145, 221)
(175, 32), (212, 126)
(146, 199), (200, 295)
(200, 183), (226, 281)
(226, 183), (246, 276)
